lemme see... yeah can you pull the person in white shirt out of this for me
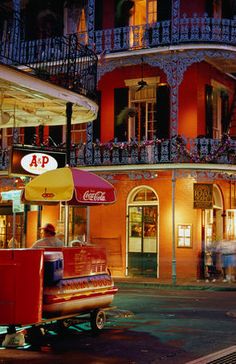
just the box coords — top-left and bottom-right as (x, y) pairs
(32, 223), (64, 248)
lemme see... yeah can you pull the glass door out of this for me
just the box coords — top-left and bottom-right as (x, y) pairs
(128, 205), (157, 276)
(131, 101), (157, 141)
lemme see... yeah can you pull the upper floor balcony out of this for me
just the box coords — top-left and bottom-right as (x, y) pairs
(0, 10), (98, 101)
(0, 135), (235, 172)
(78, 14), (236, 56)
(75, 134), (236, 168)
(0, 7), (98, 140)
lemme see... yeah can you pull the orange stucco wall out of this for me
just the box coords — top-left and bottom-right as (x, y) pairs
(22, 175), (232, 280)
(26, 210), (38, 247)
(89, 172), (206, 280)
(41, 205), (60, 230)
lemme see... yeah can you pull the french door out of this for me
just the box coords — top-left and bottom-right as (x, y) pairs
(128, 205), (158, 277)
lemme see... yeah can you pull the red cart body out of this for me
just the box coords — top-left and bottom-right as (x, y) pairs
(0, 246), (117, 326)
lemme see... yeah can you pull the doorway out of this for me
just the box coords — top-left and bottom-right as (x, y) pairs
(203, 184), (223, 279)
(127, 186), (159, 277)
(129, 84), (157, 141)
(0, 212), (24, 248)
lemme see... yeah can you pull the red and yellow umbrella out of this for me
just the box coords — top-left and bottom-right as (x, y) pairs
(21, 167), (116, 205)
(21, 167), (116, 245)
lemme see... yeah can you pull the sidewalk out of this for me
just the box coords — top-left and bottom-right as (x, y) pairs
(114, 277), (236, 291)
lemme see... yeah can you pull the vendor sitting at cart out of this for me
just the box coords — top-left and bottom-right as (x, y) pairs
(32, 223), (64, 248)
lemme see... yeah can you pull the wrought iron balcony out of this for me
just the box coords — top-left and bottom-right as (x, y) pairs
(74, 135), (236, 167)
(0, 11), (97, 99)
(0, 136), (235, 171)
(78, 14), (236, 55)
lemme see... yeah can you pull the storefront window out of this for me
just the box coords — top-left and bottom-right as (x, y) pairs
(59, 205), (87, 243)
(177, 224), (192, 248)
(133, 188), (157, 202)
(226, 209), (236, 240)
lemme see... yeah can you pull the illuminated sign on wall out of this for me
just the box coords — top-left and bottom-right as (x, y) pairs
(1, 190), (24, 213)
(10, 146), (66, 176)
(193, 183), (213, 209)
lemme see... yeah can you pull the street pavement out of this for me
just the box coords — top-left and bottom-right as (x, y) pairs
(0, 279), (236, 363)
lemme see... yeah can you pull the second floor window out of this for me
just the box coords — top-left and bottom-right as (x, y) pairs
(147, 0), (157, 24)
(129, 0), (158, 27)
(130, 85), (157, 141)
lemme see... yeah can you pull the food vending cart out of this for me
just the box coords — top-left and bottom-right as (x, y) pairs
(0, 167), (118, 347)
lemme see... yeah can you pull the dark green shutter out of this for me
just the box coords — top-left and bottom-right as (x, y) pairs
(115, 0), (134, 27)
(49, 126), (62, 145)
(24, 127), (36, 145)
(95, 0), (103, 30)
(205, 85), (213, 138)
(156, 85), (170, 139)
(157, 0), (171, 21)
(114, 87), (129, 141)
(205, 0), (213, 17)
(222, 0), (232, 19)
(221, 91), (229, 133)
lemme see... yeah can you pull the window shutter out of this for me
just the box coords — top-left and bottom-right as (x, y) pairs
(24, 127), (36, 145)
(205, 0), (213, 17)
(205, 85), (213, 138)
(222, 0), (232, 19)
(49, 126), (62, 145)
(156, 85), (170, 139)
(114, 88), (129, 141)
(157, 0), (171, 21)
(115, 0), (134, 27)
(221, 91), (229, 133)
(95, 0), (103, 30)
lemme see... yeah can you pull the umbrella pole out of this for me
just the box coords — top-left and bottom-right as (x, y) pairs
(64, 202), (69, 246)
(12, 211), (16, 249)
(87, 206), (90, 244)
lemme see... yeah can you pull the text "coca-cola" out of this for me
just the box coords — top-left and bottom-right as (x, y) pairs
(83, 191), (106, 202)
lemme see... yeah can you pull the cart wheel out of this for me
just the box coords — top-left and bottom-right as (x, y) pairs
(90, 309), (106, 333)
(26, 326), (45, 346)
(56, 319), (72, 335)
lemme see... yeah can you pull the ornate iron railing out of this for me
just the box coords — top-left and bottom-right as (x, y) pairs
(73, 135), (236, 166)
(77, 14), (236, 54)
(0, 10), (97, 99)
(0, 135), (234, 171)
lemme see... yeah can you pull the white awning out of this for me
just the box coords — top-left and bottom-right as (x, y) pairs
(0, 63), (98, 127)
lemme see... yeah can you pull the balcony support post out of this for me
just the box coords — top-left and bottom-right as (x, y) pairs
(86, 122), (93, 165)
(171, 169), (177, 285)
(87, 0), (95, 49)
(66, 102), (73, 166)
(12, 0), (21, 61)
(171, 0), (180, 43)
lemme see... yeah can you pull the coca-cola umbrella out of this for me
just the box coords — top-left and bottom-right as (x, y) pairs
(21, 166), (116, 244)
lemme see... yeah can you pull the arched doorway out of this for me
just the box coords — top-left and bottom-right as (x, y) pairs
(205, 184), (224, 247)
(127, 186), (159, 277)
(204, 184), (224, 279)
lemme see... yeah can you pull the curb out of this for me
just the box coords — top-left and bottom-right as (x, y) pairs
(114, 281), (236, 291)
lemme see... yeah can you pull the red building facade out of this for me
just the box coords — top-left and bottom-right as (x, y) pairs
(0, 0), (236, 283)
